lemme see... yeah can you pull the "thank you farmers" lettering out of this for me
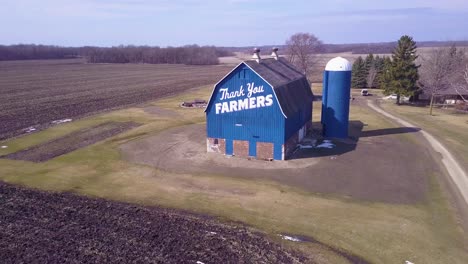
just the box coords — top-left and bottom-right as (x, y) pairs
(215, 82), (273, 114)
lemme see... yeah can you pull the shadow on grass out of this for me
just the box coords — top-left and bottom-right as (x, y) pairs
(360, 127), (420, 137)
(290, 120), (421, 159)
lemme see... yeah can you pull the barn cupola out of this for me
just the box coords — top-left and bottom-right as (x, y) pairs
(271, 47), (279, 60)
(252, 48), (261, 63)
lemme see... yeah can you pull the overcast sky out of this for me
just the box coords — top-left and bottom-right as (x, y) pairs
(1, 0), (467, 47)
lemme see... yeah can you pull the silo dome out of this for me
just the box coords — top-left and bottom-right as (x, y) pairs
(325, 57), (352, 71)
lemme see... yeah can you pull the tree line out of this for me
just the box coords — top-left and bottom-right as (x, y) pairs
(85, 45), (224, 65)
(0, 44), (79, 60)
(0, 44), (232, 65)
(223, 41), (468, 55)
(352, 35), (467, 110)
(352, 54), (391, 89)
(351, 36), (426, 104)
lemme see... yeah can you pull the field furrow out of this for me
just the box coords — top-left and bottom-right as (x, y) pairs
(0, 59), (230, 140)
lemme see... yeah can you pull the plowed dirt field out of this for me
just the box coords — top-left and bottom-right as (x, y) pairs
(0, 59), (229, 140)
(0, 182), (306, 263)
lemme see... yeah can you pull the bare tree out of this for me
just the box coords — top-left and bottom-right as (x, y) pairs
(366, 63), (378, 88)
(419, 46), (465, 114)
(84, 45), (219, 65)
(452, 64), (468, 102)
(285, 33), (323, 79)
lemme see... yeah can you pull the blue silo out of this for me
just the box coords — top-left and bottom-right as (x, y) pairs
(321, 57), (352, 139)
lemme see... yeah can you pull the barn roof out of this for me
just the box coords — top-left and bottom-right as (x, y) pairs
(207, 58), (313, 118)
(244, 58), (305, 87)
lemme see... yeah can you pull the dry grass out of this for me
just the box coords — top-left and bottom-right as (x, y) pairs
(0, 84), (467, 263)
(379, 101), (468, 177)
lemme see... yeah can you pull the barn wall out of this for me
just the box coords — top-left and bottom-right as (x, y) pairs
(284, 102), (313, 141)
(206, 64), (285, 155)
(283, 121), (311, 159)
(206, 63), (313, 160)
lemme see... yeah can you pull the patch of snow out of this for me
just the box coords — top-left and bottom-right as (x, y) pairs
(51, 118), (72, 125)
(330, 156), (337, 160)
(382, 94), (397, 100)
(298, 139), (336, 149)
(279, 234), (302, 242)
(382, 94), (410, 101)
(196, 261), (205, 264)
(207, 231), (217, 235)
(405, 261), (414, 264)
(315, 140), (335, 149)
(25, 127), (36, 133)
(1, 145), (7, 149)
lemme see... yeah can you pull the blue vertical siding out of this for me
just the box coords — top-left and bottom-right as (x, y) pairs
(248, 141), (256, 156)
(273, 144), (283, 160)
(322, 71), (351, 138)
(225, 140), (233, 155)
(321, 71), (329, 125)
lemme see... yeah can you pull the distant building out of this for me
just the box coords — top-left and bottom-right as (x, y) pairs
(205, 48), (313, 160)
(420, 87), (468, 105)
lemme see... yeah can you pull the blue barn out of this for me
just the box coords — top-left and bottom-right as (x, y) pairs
(205, 49), (313, 160)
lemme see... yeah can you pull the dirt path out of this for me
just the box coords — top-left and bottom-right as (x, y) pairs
(121, 120), (435, 204)
(367, 100), (468, 207)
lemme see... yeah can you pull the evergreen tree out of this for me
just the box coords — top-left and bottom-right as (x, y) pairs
(364, 53), (374, 72)
(381, 35), (420, 104)
(351, 56), (367, 88)
(379, 57), (392, 89)
(373, 55), (386, 88)
(364, 53), (376, 88)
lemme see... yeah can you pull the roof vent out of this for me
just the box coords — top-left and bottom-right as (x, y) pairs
(271, 47), (279, 60)
(252, 48), (261, 63)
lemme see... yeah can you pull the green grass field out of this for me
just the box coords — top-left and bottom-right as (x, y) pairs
(0, 85), (467, 263)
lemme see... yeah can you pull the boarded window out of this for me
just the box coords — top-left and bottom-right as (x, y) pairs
(256, 142), (274, 160)
(233, 140), (249, 158)
(207, 138), (225, 154)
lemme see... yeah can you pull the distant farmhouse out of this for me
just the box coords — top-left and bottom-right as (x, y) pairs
(205, 48), (313, 160)
(430, 87), (468, 105)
